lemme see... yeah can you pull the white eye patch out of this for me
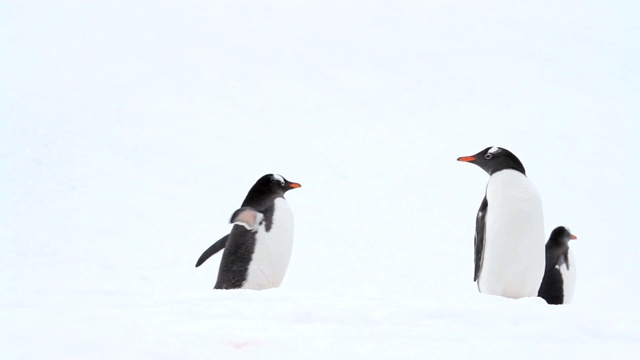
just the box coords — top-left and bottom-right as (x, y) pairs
(488, 146), (502, 155)
(272, 174), (285, 184)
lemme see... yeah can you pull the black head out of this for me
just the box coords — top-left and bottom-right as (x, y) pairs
(547, 226), (577, 246)
(241, 174), (301, 207)
(457, 146), (526, 176)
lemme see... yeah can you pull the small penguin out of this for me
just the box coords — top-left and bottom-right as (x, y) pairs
(538, 226), (577, 305)
(457, 146), (545, 298)
(195, 174), (301, 290)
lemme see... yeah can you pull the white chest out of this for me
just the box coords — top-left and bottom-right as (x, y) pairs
(479, 170), (546, 298)
(243, 198), (295, 290)
(558, 249), (576, 303)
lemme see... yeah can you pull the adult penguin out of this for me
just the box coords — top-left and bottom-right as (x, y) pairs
(195, 174), (301, 290)
(458, 146), (545, 298)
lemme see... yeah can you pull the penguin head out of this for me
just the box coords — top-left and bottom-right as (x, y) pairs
(253, 174), (302, 195)
(267, 174), (301, 193)
(548, 226), (578, 246)
(457, 146), (526, 176)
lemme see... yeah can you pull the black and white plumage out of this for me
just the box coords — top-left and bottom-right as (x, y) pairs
(538, 226), (577, 305)
(195, 174), (301, 290)
(458, 146), (546, 298)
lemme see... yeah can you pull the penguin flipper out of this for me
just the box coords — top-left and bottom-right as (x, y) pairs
(195, 234), (229, 267)
(474, 197), (488, 282)
(230, 207), (264, 231)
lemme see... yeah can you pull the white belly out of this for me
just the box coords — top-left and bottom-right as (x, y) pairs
(242, 198), (294, 290)
(478, 170), (546, 298)
(559, 249), (576, 304)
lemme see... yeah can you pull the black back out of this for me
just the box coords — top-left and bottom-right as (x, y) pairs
(213, 226), (258, 289)
(458, 146), (526, 176)
(538, 226), (573, 304)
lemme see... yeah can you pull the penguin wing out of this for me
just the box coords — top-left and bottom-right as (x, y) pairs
(474, 197), (488, 282)
(195, 234), (229, 267)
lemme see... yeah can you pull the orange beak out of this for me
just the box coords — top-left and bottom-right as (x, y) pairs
(288, 182), (301, 189)
(457, 156), (476, 162)
(570, 234), (577, 240)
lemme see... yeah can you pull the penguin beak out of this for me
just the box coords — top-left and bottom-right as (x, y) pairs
(457, 156), (477, 162)
(287, 182), (301, 189)
(570, 234), (577, 240)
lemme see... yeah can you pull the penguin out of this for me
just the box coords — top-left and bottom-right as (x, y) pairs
(195, 174), (301, 290)
(457, 146), (545, 298)
(538, 226), (577, 305)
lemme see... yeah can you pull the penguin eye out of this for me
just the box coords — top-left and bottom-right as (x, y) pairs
(484, 153), (492, 160)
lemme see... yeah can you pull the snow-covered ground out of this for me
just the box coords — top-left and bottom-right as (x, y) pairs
(2, 1), (639, 359)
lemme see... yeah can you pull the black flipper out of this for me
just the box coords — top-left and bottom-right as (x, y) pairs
(195, 234), (229, 267)
(474, 196), (488, 282)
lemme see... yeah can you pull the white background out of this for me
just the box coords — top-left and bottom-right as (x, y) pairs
(2, 1), (639, 359)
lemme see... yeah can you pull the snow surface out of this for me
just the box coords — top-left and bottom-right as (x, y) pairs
(2, 1), (640, 359)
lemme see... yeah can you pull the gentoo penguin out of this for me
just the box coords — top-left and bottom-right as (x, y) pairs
(538, 226), (577, 304)
(457, 146), (545, 298)
(195, 174), (301, 290)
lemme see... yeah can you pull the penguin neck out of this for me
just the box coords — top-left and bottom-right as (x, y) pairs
(242, 193), (283, 210)
(489, 163), (526, 176)
(547, 239), (569, 253)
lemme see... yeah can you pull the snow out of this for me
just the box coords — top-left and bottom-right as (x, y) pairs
(2, 1), (640, 359)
